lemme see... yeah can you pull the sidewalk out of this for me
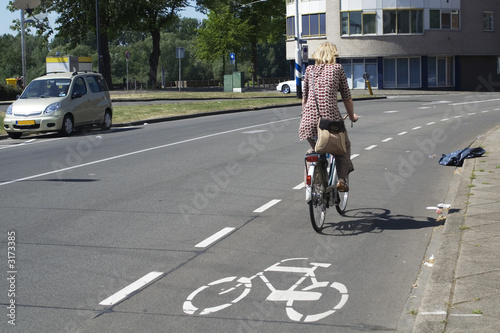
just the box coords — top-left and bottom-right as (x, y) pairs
(413, 126), (500, 332)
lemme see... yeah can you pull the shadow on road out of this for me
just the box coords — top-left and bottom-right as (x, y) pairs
(319, 207), (446, 236)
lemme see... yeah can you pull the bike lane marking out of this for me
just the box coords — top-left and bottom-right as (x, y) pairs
(195, 227), (235, 248)
(253, 199), (281, 213)
(99, 271), (164, 306)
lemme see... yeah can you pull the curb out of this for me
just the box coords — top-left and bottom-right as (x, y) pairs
(411, 130), (490, 332)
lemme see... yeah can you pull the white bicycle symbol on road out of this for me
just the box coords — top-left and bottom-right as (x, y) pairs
(183, 258), (349, 322)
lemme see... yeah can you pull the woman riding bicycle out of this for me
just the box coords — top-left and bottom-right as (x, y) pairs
(299, 42), (358, 192)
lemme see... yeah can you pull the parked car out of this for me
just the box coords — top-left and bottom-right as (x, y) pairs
(3, 71), (113, 139)
(276, 80), (297, 94)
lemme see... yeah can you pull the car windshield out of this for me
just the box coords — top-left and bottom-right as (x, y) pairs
(21, 79), (71, 99)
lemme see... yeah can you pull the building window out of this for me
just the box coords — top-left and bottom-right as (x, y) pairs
(340, 58), (378, 89)
(430, 10), (460, 30)
(363, 13), (377, 34)
(341, 11), (377, 35)
(286, 16), (295, 39)
(383, 57), (421, 88)
(302, 13), (326, 37)
(484, 11), (494, 31)
(428, 56), (455, 87)
(383, 10), (423, 34)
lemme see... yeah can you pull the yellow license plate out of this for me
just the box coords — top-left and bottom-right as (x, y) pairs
(17, 120), (36, 125)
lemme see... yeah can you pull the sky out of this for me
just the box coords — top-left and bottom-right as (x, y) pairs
(1, 1), (207, 36)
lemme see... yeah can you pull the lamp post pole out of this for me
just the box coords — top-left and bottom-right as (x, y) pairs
(20, 9), (27, 88)
(96, 0), (101, 73)
(294, 0), (302, 99)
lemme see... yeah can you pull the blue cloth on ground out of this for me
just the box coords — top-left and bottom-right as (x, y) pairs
(438, 147), (486, 166)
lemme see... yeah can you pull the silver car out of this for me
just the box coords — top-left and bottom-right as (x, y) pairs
(3, 72), (112, 139)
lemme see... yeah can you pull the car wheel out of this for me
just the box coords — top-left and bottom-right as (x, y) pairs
(60, 115), (74, 136)
(282, 84), (291, 94)
(7, 132), (22, 139)
(101, 110), (112, 130)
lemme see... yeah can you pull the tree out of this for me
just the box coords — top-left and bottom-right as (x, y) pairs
(129, 0), (188, 88)
(195, 4), (250, 81)
(196, 0), (285, 83)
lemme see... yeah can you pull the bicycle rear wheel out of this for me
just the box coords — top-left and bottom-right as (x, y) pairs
(309, 163), (327, 232)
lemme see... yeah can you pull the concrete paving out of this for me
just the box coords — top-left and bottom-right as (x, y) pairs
(412, 126), (500, 333)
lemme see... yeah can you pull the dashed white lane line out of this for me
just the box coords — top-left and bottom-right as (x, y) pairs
(99, 271), (164, 306)
(412, 126), (422, 130)
(397, 131), (407, 136)
(365, 145), (377, 151)
(195, 227), (236, 248)
(253, 199), (281, 213)
(293, 183), (305, 190)
(382, 138), (393, 142)
(426, 122), (435, 125)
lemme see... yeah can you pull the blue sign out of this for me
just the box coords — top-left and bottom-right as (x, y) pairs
(230, 53), (235, 61)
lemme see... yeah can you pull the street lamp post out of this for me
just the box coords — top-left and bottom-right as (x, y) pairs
(12, 0), (42, 88)
(96, 0), (101, 73)
(294, 0), (302, 99)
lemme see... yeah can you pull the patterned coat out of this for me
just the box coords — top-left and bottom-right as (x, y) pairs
(299, 63), (351, 141)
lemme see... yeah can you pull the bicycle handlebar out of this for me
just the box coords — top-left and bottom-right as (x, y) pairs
(343, 114), (353, 127)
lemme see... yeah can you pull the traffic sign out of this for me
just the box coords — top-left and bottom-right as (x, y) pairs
(176, 47), (185, 59)
(230, 53), (235, 64)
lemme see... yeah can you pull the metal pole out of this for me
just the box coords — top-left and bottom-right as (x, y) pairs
(21, 9), (27, 88)
(126, 60), (129, 91)
(178, 57), (181, 92)
(96, 0), (100, 73)
(294, 0), (302, 99)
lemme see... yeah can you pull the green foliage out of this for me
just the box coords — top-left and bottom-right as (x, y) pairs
(195, 4), (251, 81)
(0, 82), (22, 101)
(1, 2), (288, 93)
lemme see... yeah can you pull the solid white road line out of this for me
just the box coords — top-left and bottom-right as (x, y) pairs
(253, 199), (281, 213)
(99, 271), (164, 306)
(195, 227), (235, 248)
(0, 117), (299, 187)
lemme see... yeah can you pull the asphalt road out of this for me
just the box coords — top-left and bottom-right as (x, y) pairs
(1, 93), (499, 332)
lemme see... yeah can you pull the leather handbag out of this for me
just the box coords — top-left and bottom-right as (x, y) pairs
(311, 72), (347, 155)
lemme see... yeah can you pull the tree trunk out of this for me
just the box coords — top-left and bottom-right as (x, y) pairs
(251, 39), (258, 84)
(149, 28), (161, 89)
(100, 33), (112, 89)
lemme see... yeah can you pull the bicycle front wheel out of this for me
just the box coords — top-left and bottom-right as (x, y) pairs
(309, 164), (327, 232)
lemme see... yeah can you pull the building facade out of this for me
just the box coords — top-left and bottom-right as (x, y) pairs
(285, 0), (500, 91)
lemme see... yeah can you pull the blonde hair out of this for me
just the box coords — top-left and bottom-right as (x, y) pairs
(311, 42), (339, 65)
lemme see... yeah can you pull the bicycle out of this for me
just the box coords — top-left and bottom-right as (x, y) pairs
(305, 116), (352, 232)
(183, 258), (348, 323)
